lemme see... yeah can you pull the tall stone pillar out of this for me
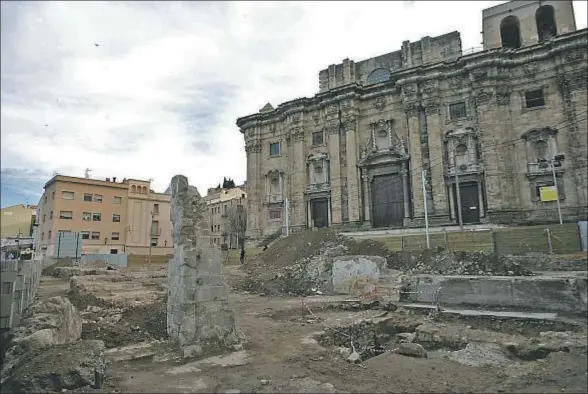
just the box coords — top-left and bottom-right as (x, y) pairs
(345, 117), (361, 223)
(423, 99), (449, 215)
(328, 126), (342, 225)
(168, 175), (240, 358)
(405, 103), (424, 216)
(291, 129), (307, 228)
(362, 175), (371, 225)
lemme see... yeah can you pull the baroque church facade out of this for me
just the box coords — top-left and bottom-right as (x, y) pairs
(236, 0), (588, 240)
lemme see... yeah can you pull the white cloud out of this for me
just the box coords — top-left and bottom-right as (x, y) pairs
(1, 0), (587, 200)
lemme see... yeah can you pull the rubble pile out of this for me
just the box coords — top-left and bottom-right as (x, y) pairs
(79, 301), (168, 348)
(0, 296), (107, 393)
(387, 249), (535, 276)
(238, 230), (389, 295)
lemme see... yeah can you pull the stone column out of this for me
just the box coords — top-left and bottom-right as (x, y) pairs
(328, 129), (342, 225)
(424, 101), (449, 215)
(291, 131), (307, 227)
(345, 118), (361, 223)
(168, 175), (240, 358)
(478, 180), (485, 217)
(405, 105), (424, 216)
(448, 183), (455, 220)
(402, 168), (410, 218)
(362, 174), (371, 225)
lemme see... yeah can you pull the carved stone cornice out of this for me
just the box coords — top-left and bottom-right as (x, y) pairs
(523, 61), (539, 76)
(244, 142), (262, 154)
(423, 99), (440, 116)
(422, 79), (438, 95)
(342, 116), (357, 132)
(290, 127), (304, 143)
(403, 101), (421, 118)
(495, 87), (511, 106)
(474, 89), (493, 106)
(373, 96), (386, 111)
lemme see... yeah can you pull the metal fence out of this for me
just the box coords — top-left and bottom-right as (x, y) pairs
(378, 222), (583, 255)
(0, 258), (52, 329)
(54, 232), (82, 258)
(81, 253), (128, 268)
(579, 221), (587, 252)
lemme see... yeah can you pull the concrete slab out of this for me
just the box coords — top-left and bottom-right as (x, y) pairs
(401, 303), (559, 320)
(400, 274), (587, 314)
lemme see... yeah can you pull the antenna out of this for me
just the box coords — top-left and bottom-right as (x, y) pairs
(85, 168), (92, 179)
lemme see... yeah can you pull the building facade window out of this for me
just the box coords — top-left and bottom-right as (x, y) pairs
(92, 213), (101, 221)
(312, 131), (324, 146)
(48, 230), (52, 241)
(500, 15), (521, 49)
(269, 142), (280, 157)
(153, 203), (159, 213)
(91, 231), (100, 240)
(525, 89), (545, 108)
(111, 232), (120, 241)
(59, 211), (73, 220)
(81, 231), (90, 240)
(50, 211), (53, 219)
(113, 196), (122, 204)
(94, 194), (103, 203)
(150, 238), (158, 247)
(449, 102), (467, 120)
(84, 193), (93, 202)
(82, 212), (91, 221)
(112, 214), (121, 222)
(269, 209), (282, 220)
(62, 191), (75, 200)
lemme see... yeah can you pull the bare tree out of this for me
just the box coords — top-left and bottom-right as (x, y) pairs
(227, 203), (247, 251)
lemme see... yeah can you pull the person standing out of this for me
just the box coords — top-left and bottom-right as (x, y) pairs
(240, 248), (245, 265)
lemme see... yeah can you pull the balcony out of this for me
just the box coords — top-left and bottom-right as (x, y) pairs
(150, 228), (161, 236)
(526, 161), (564, 178)
(266, 194), (284, 204)
(445, 163), (483, 176)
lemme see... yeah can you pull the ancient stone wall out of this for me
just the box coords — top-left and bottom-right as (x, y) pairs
(167, 175), (240, 357)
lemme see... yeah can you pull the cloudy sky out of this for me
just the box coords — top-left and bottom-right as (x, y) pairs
(1, 1), (586, 208)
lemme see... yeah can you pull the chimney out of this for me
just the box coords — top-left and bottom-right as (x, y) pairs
(106, 177), (111, 182)
(113, 177), (117, 182)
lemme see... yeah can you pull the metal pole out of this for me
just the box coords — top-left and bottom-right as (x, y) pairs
(285, 198), (290, 236)
(550, 160), (563, 225)
(454, 159), (464, 230)
(148, 211), (153, 264)
(421, 170), (430, 249)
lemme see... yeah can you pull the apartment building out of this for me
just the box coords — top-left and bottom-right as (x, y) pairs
(1, 204), (37, 238)
(35, 175), (172, 256)
(204, 186), (247, 248)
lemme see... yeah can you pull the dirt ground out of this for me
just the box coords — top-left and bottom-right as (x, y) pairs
(28, 262), (588, 394)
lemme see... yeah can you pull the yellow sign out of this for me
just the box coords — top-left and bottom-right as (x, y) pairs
(540, 186), (558, 202)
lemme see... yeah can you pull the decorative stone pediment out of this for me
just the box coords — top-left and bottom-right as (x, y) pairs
(444, 126), (477, 143)
(521, 127), (558, 141)
(358, 149), (409, 168)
